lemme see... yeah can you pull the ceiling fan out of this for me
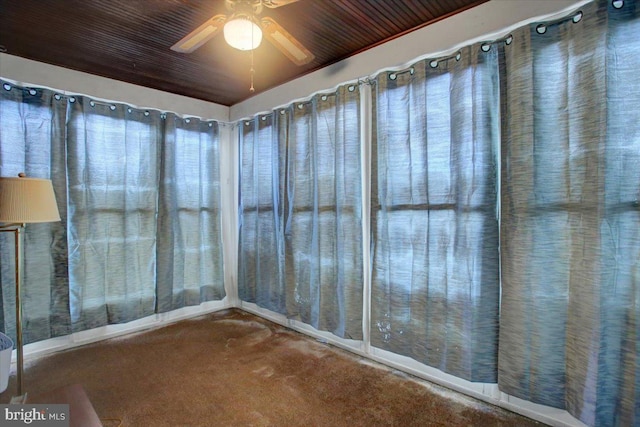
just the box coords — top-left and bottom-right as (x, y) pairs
(171, 0), (315, 66)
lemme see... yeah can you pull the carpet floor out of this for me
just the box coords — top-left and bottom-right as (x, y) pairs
(1, 309), (543, 426)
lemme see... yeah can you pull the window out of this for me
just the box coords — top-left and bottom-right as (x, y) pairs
(371, 48), (500, 381)
(66, 102), (161, 328)
(239, 86), (363, 339)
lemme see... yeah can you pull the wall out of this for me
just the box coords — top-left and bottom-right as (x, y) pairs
(0, 53), (229, 121)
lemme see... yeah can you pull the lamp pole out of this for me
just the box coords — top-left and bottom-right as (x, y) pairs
(0, 225), (25, 396)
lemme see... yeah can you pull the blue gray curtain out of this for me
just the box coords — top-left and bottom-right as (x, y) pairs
(66, 98), (162, 330)
(238, 110), (288, 315)
(0, 84), (71, 343)
(498, 1), (639, 425)
(238, 84), (363, 339)
(157, 116), (225, 313)
(0, 82), (225, 343)
(370, 44), (500, 382)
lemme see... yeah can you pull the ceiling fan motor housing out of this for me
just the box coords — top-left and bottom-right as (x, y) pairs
(226, 0), (264, 16)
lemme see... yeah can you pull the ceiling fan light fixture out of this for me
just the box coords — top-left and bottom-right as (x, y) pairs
(223, 16), (263, 51)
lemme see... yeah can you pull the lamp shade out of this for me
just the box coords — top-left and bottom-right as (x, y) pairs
(0, 175), (61, 223)
(224, 16), (262, 51)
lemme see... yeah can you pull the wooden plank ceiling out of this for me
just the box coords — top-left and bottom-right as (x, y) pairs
(0, 0), (487, 106)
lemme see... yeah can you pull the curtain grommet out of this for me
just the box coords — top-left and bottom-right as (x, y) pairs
(572, 11), (583, 23)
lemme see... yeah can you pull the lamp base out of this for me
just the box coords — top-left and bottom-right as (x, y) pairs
(9, 393), (28, 404)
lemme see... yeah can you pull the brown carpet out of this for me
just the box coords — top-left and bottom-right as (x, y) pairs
(0, 309), (543, 426)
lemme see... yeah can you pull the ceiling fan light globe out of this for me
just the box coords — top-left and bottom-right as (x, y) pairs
(224, 17), (262, 50)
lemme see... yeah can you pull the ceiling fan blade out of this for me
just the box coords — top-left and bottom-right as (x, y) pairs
(262, 0), (299, 8)
(171, 14), (227, 53)
(261, 17), (314, 66)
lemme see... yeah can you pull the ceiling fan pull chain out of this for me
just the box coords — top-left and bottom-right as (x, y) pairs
(249, 18), (256, 93)
(249, 34), (256, 92)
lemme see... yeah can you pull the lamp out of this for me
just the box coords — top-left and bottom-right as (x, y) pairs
(223, 15), (262, 50)
(0, 173), (60, 400)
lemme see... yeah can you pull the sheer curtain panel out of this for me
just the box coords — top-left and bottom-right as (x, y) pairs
(498, 1), (639, 425)
(156, 115), (225, 312)
(66, 99), (161, 330)
(371, 44), (500, 382)
(286, 86), (363, 338)
(0, 82), (71, 344)
(238, 112), (288, 314)
(239, 85), (363, 339)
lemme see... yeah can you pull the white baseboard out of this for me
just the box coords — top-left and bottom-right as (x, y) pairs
(18, 298), (234, 361)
